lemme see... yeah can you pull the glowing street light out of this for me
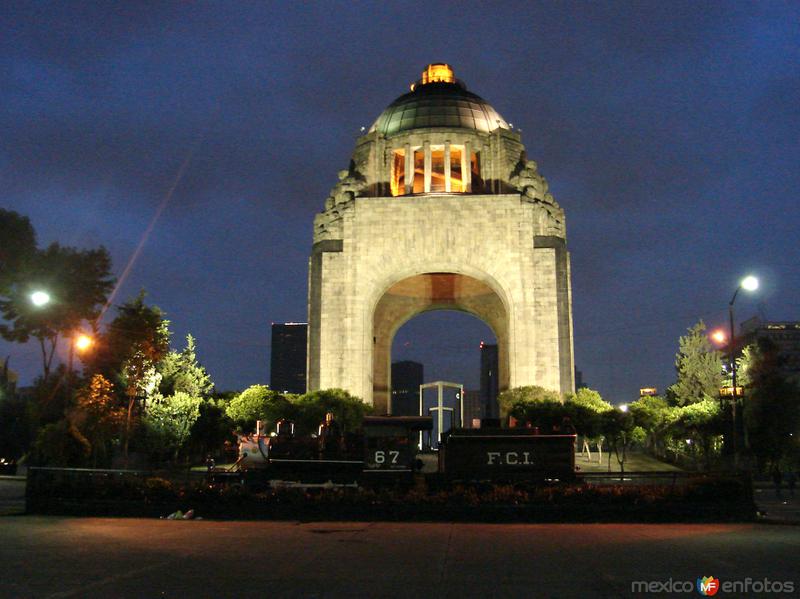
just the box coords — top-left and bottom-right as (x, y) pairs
(74, 334), (93, 352)
(727, 274), (759, 466)
(741, 275), (759, 292)
(619, 404), (628, 413)
(710, 329), (727, 345)
(30, 290), (51, 307)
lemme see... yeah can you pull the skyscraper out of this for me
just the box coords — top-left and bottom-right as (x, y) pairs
(270, 323), (307, 394)
(480, 342), (499, 418)
(391, 360), (424, 415)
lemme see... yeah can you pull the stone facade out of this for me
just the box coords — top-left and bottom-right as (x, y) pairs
(307, 65), (574, 413)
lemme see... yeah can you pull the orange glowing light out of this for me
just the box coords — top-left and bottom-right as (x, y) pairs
(710, 330), (727, 345)
(75, 334), (93, 351)
(421, 63), (455, 85)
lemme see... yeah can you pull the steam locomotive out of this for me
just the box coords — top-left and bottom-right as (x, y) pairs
(232, 415), (576, 485)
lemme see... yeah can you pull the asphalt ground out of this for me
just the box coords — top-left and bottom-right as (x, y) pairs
(1, 517), (799, 598)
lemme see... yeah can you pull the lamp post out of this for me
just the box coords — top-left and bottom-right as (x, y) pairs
(67, 333), (93, 398)
(727, 275), (758, 467)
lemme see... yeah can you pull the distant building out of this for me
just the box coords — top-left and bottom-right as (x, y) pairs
(462, 389), (483, 427)
(639, 387), (658, 397)
(480, 342), (499, 418)
(391, 360), (423, 415)
(270, 323), (307, 394)
(740, 317), (800, 378)
(575, 368), (587, 390)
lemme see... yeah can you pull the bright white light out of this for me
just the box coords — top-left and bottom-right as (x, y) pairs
(741, 276), (759, 292)
(30, 291), (50, 306)
(619, 404), (628, 413)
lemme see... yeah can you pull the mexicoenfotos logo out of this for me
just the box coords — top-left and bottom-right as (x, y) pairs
(696, 576), (719, 596)
(631, 576), (794, 594)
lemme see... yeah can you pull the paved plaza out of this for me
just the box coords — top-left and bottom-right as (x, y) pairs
(1, 514), (798, 598)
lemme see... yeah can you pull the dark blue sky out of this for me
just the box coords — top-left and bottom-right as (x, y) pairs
(2, 2), (798, 401)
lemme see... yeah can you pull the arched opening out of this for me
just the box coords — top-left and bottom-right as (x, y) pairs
(371, 272), (510, 414)
(391, 311), (497, 424)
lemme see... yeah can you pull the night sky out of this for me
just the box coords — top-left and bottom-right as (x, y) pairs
(2, 2), (798, 402)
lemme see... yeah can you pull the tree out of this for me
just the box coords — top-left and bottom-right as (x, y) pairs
(188, 398), (235, 460)
(90, 291), (171, 382)
(629, 395), (671, 456)
(0, 243), (114, 380)
(70, 374), (125, 466)
(668, 398), (723, 470)
(225, 385), (292, 432)
(88, 292), (170, 463)
(142, 392), (203, 462)
(602, 408), (645, 478)
(31, 419), (91, 467)
(498, 386), (565, 431)
(292, 388), (370, 435)
(565, 388), (612, 460)
(121, 349), (162, 462)
(159, 334), (214, 398)
(668, 321), (724, 406)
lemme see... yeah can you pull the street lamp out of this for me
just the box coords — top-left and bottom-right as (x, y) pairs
(66, 332), (94, 399)
(728, 275), (758, 466)
(30, 290), (51, 307)
(74, 334), (93, 352)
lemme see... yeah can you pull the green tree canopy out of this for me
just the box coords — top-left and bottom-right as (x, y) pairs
(292, 388), (369, 435)
(564, 387), (612, 438)
(498, 386), (566, 431)
(142, 392), (203, 461)
(225, 385), (292, 432)
(0, 243), (114, 379)
(159, 334), (214, 398)
(91, 291), (171, 382)
(668, 320), (724, 406)
(69, 374), (125, 466)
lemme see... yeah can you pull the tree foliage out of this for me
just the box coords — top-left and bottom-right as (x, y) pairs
(70, 374), (125, 466)
(159, 334), (214, 398)
(668, 321), (723, 406)
(142, 392), (203, 460)
(32, 419), (91, 467)
(225, 385), (292, 431)
(565, 388), (613, 438)
(0, 242), (114, 379)
(91, 291), (171, 383)
(669, 398), (723, 469)
(291, 388), (370, 435)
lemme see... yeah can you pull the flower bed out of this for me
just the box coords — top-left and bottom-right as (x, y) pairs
(26, 467), (756, 522)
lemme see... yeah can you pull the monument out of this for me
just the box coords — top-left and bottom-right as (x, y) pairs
(307, 63), (574, 413)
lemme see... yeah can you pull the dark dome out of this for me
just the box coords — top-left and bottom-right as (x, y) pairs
(369, 80), (509, 136)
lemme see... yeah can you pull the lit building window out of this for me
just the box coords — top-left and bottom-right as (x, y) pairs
(413, 149), (425, 193)
(450, 146), (463, 192)
(430, 147), (446, 192)
(391, 149), (405, 197)
(421, 63), (455, 85)
(390, 144), (481, 196)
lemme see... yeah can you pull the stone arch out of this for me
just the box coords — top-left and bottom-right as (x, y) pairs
(370, 270), (510, 414)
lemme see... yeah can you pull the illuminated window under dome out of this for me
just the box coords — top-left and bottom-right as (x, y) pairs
(420, 63), (455, 85)
(390, 144), (482, 196)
